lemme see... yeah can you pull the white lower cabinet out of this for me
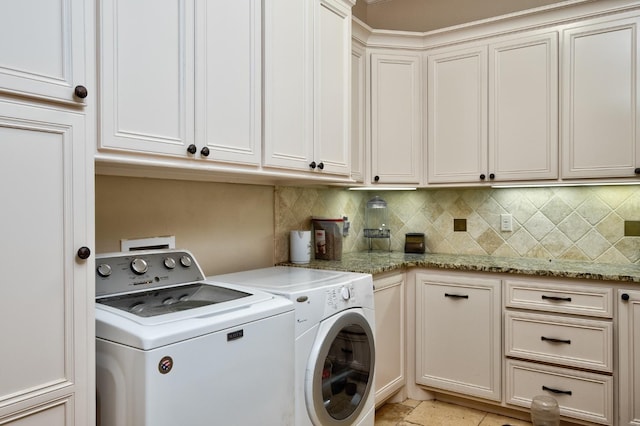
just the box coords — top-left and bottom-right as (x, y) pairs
(504, 278), (614, 425)
(415, 271), (501, 401)
(619, 289), (640, 426)
(506, 359), (614, 425)
(373, 272), (405, 406)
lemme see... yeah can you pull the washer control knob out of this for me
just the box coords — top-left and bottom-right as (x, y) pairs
(130, 258), (149, 275)
(163, 257), (176, 269)
(180, 255), (192, 267)
(97, 263), (112, 277)
(340, 286), (351, 300)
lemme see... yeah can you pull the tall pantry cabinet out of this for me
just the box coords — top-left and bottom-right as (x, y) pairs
(0, 0), (95, 425)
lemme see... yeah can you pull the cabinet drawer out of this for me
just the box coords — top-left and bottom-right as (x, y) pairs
(506, 359), (613, 425)
(505, 311), (613, 372)
(505, 279), (613, 318)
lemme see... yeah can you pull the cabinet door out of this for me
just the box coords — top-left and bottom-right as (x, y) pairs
(489, 32), (558, 181)
(562, 17), (640, 179)
(351, 42), (366, 183)
(263, 0), (314, 171)
(415, 271), (501, 401)
(371, 53), (422, 184)
(0, 100), (93, 425)
(195, 0), (261, 166)
(0, 0), (87, 105)
(373, 273), (405, 406)
(314, 0), (351, 176)
(427, 45), (488, 183)
(619, 289), (640, 426)
(99, 0), (195, 157)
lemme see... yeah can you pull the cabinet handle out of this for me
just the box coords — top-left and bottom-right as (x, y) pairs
(489, 173), (495, 179)
(309, 161), (317, 169)
(622, 293), (630, 301)
(445, 293), (469, 299)
(634, 168), (640, 175)
(374, 175), (380, 182)
(542, 385), (572, 396)
(187, 144), (197, 154)
(541, 295), (572, 302)
(74, 85), (88, 99)
(541, 336), (571, 345)
(77, 246), (91, 260)
(317, 162), (324, 170)
(200, 147), (210, 157)
(480, 174), (486, 180)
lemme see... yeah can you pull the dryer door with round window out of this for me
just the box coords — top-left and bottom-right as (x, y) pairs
(306, 310), (375, 425)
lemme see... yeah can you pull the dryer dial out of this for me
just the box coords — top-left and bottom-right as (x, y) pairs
(340, 286), (351, 300)
(130, 258), (149, 275)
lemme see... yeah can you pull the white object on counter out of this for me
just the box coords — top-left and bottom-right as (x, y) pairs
(290, 230), (311, 264)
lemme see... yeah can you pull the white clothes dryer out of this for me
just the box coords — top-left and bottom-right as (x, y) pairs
(211, 266), (375, 426)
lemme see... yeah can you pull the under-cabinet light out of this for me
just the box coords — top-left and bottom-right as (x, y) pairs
(491, 181), (640, 189)
(347, 186), (417, 191)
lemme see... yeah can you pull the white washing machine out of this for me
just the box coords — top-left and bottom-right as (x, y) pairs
(211, 266), (375, 426)
(95, 250), (295, 426)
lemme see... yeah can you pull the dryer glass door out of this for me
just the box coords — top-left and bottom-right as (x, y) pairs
(309, 310), (375, 425)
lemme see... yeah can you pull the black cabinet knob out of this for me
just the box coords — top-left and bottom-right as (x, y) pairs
(74, 85), (88, 99)
(489, 173), (495, 179)
(187, 144), (197, 154)
(200, 147), (210, 157)
(309, 161), (317, 169)
(77, 246), (91, 260)
(622, 293), (630, 301)
(635, 168), (640, 175)
(374, 175), (380, 182)
(480, 174), (486, 180)
(317, 162), (324, 170)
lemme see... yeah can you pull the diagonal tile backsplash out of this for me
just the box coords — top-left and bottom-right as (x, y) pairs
(274, 185), (640, 265)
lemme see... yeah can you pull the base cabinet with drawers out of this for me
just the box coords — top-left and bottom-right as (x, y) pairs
(504, 278), (614, 425)
(619, 289), (640, 426)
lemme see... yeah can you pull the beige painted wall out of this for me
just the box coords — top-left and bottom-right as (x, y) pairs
(354, 0), (565, 32)
(95, 176), (275, 275)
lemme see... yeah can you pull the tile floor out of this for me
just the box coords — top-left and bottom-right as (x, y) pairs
(375, 399), (533, 426)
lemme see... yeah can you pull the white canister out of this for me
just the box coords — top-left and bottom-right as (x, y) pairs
(290, 230), (311, 264)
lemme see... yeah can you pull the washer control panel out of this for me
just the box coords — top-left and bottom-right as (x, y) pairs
(325, 284), (357, 313)
(95, 249), (205, 297)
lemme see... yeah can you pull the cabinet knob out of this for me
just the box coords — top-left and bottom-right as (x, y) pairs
(77, 246), (91, 260)
(200, 147), (210, 157)
(309, 161), (317, 169)
(74, 85), (88, 99)
(187, 144), (197, 154)
(635, 168), (640, 175)
(622, 293), (630, 301)
(374, 175), (380, 182)
(480, 174), (486, 180)
(317, 162), (324, 170)
(489, 173), (495, 179)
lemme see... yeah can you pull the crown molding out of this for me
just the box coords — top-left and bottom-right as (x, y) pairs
(353, 0), (640, 50)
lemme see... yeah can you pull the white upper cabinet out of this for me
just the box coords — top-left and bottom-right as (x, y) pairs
(427, 44), (488, 184)
(427, 32), (558, 184)
(99, 0), (195, 157)
(561, 16), (640, 179)
(0, 0), (88, 106)
(195, 0), (261, 165)
(489, 32), (558, 181)
(99, 0), (261, 165)
(264, 0), (353, 176)
(371, 52), (423, 184)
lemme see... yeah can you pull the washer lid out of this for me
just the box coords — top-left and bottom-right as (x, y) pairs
(97, 282), (251, 318)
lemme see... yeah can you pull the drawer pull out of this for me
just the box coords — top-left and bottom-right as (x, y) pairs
(541, 295), (572, 302)
(542, 385), (572, 396)
(541, 336), (571, 344)
(445, 293), (469, 299)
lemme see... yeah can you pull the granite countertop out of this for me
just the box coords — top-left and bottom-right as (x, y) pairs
(279, 252), (640, 283)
